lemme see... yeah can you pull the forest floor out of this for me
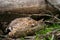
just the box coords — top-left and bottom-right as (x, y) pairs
(0, 12), (60, 40)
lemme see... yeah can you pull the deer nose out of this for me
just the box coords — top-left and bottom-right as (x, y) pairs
(3, 29), (11, 35)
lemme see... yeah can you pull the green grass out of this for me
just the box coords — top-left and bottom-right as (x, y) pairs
(35, 23), (60, 40)
(20, 37), (25, 40)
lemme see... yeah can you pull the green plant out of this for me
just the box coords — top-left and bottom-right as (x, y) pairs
(35, 23), (60, 40)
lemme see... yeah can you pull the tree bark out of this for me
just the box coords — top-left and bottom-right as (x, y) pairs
(0, 0), (46, 14)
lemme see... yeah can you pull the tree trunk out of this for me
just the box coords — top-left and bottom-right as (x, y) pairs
(0, 0), (46, 14)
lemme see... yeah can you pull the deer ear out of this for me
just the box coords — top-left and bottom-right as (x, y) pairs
(37, 19), (46, 26)
(38, 19), (44, 23)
